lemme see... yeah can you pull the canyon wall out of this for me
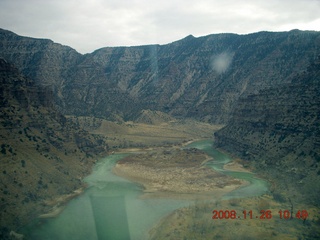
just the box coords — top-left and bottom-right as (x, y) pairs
(1, 29), (320, 122)
(0, 58), (107, 235)
(215, 57), (320, 205)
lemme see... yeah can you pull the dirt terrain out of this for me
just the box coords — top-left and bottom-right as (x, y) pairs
(113, 147), (247, 199)
(67, 115), (223, 148)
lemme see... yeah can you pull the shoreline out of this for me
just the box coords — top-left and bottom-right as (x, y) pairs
(39, 187), (85, 218)
(38, 139), (252, 219)
(31, 138), (260, 240)
(223, 161), (251, 172)
(112, 163), (249, 200)
(112, 143), (250, 200)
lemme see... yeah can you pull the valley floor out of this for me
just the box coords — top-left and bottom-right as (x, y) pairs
(73, 118), (319, 239)
(67, 115), (223, 148)
(112, 146), (248, 200)
(5, 117), (319, 239)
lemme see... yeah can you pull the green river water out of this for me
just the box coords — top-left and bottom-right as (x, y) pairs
(22, 140), (269, 240)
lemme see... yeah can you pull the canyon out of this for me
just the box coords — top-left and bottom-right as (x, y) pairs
(0, 28), (320, 239)
(1, 28), (319, 123)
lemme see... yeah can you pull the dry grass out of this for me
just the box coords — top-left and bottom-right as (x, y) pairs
(149, 195), (320, 240)
(113, 148), (246, 197)
(68, 115), (223, 148)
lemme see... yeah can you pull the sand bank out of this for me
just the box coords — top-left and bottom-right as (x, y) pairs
(223, 161), (251, 172)
(39, 188), (84, 218)
(112, 148), (248, 200)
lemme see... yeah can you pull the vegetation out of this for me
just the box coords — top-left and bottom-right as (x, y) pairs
(0, 30), (319, 239)
(150, 195), (320, 240)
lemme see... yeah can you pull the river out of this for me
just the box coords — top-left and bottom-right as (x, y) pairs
(21, 140), (268, 240)
(185, 140), (269, 200)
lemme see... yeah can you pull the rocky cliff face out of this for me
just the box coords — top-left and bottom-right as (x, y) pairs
(1, 28), (320, 235)
(1, 29), (320, 122)
(214, 57), (320, 205)
(0, 58), (107, 236)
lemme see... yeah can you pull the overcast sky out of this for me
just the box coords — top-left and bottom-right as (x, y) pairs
(1, 0), (320, 54)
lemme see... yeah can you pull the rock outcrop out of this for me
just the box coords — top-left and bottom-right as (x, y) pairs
(1, 28), (320, 236)
(214, 57), (320, 205)
(1, 29), (320, 123)
(0, 58), (107, 237)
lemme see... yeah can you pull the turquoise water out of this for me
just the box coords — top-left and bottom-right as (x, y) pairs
(185, 140), (269, 200)
(22, 140), (268, 239)
(22, 154), (193, 240)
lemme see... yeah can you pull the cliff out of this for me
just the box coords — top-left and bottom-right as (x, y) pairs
(1, 29), (320, 122)
(1, 28), (320, 236)
(0, 59), (107, 236)
(214, 57), (320, 205)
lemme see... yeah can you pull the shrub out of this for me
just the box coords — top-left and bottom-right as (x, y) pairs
(273, 192), (286, 203)
(229, 198), (240, 206)
(21, 160), (26, 167)
(257, 199), (270, 211)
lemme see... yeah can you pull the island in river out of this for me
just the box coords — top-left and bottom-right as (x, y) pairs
(21, 140), (319, 240)
(113, 141), (319, 240)
(113, 146), (248, 199)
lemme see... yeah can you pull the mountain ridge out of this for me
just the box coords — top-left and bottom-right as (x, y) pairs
(1, 28), (320, 122)
(1, 28), (320, 238)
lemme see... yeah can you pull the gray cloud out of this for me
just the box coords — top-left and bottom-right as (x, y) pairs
(0, 0), (319, 53)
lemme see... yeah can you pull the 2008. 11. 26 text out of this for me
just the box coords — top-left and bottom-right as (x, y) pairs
(212, 209), (308, 220)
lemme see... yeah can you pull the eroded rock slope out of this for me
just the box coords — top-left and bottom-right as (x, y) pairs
(215, 57), (320, 205)
(1, 29), (320, 122)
